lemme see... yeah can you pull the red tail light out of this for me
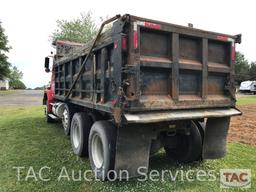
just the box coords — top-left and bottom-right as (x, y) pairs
(133, 31), (138, 49)
(121, 35), (127, 51)
(231, 46), (235, 63)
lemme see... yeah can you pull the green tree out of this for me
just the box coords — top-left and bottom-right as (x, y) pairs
(10, 79), (26, 89)
(9, 66), (26, 89)
(249, 62), (256, 80)
(235, 51), (250, 83)
(0, 21), (11, 80)
(50, 12), (97, 43)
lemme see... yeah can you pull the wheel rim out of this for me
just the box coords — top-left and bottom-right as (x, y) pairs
(62, 109), (69, 131)
(91, 133), (104, 168)
(72, 121), (80, 149)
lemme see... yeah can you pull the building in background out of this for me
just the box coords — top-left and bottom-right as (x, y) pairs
(0, 79), (9, 90)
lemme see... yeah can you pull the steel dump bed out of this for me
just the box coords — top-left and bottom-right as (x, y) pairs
(53, 14), (241, 119)
(44, 15), (243, 179)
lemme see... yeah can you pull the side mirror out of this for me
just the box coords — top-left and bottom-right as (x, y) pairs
(44, 57), (50, 72)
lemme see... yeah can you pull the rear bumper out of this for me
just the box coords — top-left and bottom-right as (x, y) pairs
(124, 107), (241, 123)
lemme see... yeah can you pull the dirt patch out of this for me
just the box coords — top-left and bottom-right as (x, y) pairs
(228, 105), (256, 145)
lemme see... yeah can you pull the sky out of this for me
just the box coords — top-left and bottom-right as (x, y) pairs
(0, 0), (255, 88)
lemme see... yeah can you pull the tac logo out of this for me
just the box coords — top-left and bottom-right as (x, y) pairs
(220, 169), (251, 188)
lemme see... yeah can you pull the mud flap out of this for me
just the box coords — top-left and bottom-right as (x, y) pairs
(114, 125), (156, 178)
(202, 117), (230, 159)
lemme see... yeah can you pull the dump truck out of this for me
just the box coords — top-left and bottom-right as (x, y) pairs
(43, 14), (242, 180)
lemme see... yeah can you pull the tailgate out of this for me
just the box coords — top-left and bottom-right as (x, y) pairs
(125, 17), (240, 112)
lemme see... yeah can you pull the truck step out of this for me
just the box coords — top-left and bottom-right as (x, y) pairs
(48, 114), (58, 119)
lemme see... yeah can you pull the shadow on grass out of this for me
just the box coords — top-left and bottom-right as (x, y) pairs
(150, 152), (199, 170)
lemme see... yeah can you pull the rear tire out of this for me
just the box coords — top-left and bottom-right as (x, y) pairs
(70, 112), (93, 157)
(62, 104), (74, 136)
(88, 121), (116, 180)
(164, 121), (202, 163)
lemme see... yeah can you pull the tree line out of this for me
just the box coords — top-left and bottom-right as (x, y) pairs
(235, 52), (256, 84)
(0, 21), (26, 89)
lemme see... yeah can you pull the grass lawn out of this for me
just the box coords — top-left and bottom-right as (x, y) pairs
(237, 95), (256, 106)
(0, 106), (255, 192)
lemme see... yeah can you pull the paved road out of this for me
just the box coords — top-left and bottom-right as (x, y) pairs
(0, 90), (43, 107)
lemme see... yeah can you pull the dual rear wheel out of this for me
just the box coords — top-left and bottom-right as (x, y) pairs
(68, 111), (116, 180)
(70, 113), (92, 157)
(57, 106), (203, 180)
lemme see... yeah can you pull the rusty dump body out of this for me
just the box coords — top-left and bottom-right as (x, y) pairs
(49, 14), (243, 178)
(53, 14), (241, 124)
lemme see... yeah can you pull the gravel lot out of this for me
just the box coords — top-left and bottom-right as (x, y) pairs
(0, 90), (43, 106)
